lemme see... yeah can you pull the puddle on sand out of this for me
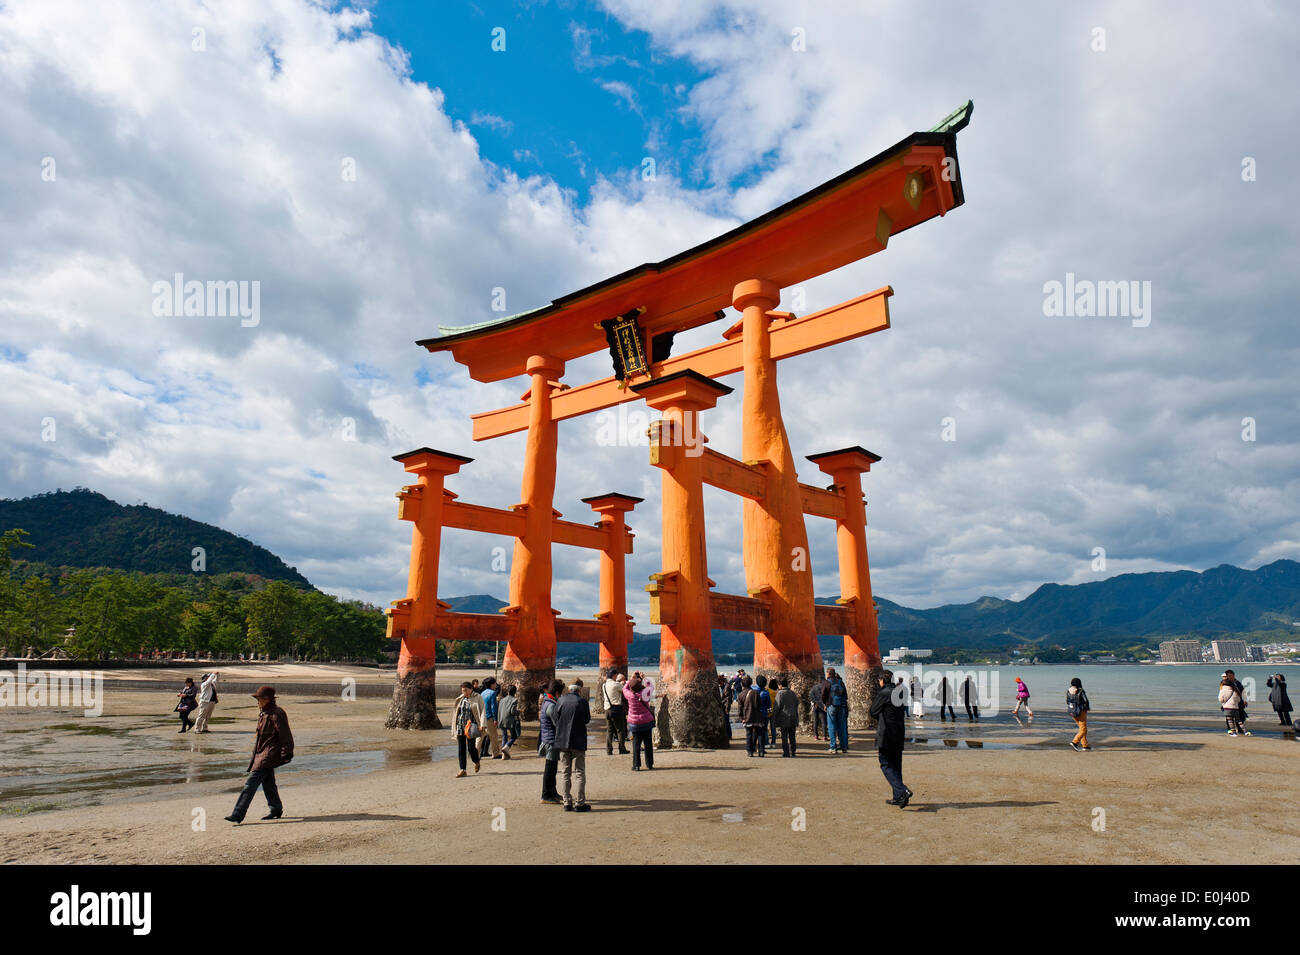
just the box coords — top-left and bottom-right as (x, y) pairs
(721, 812), (744, 823)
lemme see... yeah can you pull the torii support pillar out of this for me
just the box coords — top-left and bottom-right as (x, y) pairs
(583, 493), (642, 713)
(502, 353), (565, 719)
(809, 446), (885, 727)
(633, 371), (730, 749)
(734, 279), (825, 728)
(385, 447), (473, 729)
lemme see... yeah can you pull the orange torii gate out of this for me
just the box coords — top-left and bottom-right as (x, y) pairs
(385, 103), (972, 741)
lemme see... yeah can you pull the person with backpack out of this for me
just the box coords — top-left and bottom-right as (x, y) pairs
(224, 685), (294, 823)
(1012, 677), (1033, 718)
(624, 673), (656, 770)
(498, 683), (521, 758)
(774, 678), (800, 756)
(1219, 677), (1250, 737)
(1066, 677), (1091, 750)
(739, 675), (766, 757)
(825, 669), (849, 753)
(538, 679), (564, 801)
(870, 669), (911, 808)
(1267, 674), (1293, 726)
(453, 681), (485, 778)
(194, 671), (220, 733)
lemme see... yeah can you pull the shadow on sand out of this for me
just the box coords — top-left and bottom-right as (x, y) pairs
(909, 799), (1056, 813)
(590, 798), (735, 814)
(268, 812), (425, 824)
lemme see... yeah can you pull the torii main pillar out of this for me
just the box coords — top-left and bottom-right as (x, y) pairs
(584, 492), (642, 712)
(633, 371), (730, 748)
(809, 446), (884, 726)
(734, 279), (825, 726)
(501, 353), (565, 719)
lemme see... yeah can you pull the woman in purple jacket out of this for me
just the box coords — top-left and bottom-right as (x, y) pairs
(624, 675), (656, 770)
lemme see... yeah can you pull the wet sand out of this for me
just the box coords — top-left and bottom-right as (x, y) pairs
(2, 666), (1298, 864)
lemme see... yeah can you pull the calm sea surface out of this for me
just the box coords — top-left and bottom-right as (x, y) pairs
(695, 663), (1296, 716)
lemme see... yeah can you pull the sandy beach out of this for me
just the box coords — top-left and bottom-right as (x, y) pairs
(3, 665), (1298, 865)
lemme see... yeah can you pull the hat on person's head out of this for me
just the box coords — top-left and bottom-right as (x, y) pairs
(251, 685), (276, 701)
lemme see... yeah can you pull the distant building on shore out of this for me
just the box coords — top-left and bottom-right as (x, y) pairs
(884, 646), (932, 664)
(1211, 639), (1249, 663)
(1159, 639), (1202, 663)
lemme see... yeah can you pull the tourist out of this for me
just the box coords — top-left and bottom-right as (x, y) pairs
(554, 683), (591, 812)
(498, 683), (520, 758)
(1012, 677), (1033, 718)
(1219, 677), (1249, 737)
(766, 677), (779, 748)
(909, 675), (923, 721)
(1223, 670), (1248, 726)
(624, 673), (656, 770)
(774, 677), (799, 756)
(717, 674), (733, 739)
(961, 674), (979, 722)
(453, 681), (485, 777)
(870, 669), (911, 808)
(813, 671), (829, 739)
(477, 677), (501, 761)
(602, 671), (629, 755)
(825, 668), (849, 753)
(193, 671), (219, 733)
(539, 679), (563, 803)
(175, 677), (199, 733)
(730, 670), (746, 719)
(224, 686), (293, 823)
(1267, 674), (1293, 726)
(740, 675), (765, 757)
(1066, 677), (1092, 750)
(934, 674), (955, 721)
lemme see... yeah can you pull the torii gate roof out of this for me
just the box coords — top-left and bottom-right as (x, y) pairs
(420, 101), (972, 382)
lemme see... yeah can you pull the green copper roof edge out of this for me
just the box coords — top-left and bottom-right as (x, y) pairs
(929, 99), (974, 134)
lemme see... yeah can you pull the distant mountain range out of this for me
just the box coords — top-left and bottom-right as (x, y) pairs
(446, 559), (1300, 654)
(0, 489), (310, 585)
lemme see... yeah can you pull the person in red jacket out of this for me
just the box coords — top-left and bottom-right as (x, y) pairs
(225, 685), (294, 824)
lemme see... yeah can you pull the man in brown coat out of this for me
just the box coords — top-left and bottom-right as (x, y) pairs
(224, 685), (294, 823)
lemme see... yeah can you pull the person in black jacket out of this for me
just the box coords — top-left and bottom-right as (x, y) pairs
(937, 675), (955, 722)
(870, 670), (911, 808)
(553, 684), (591, 812)
(961, 674), (979, 721)
(1267, 674), (1292, 726)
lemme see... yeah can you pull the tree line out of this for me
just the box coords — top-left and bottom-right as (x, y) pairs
(0, 528), (386, 661)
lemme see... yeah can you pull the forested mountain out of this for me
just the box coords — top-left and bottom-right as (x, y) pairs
(0, 489), (309, 584)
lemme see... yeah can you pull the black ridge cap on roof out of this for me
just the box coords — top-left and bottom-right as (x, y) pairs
(392, 447), (474, 463)
(806, 446), (883, 464)
(579, 492), (646, 505)
(629, 368), (735, 396)
(417, 127), (966, 351)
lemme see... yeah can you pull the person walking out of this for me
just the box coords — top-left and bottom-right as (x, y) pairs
(1066, 677), (1092, 750)
(175, 677), (199, 733)
(870, 670), (911, 808)
(554, 683), (591, 812)
(933, 674), (954, 721)
(1219, 677), (1249, 737)
(739, 675), (764, 757)
(774, 678), (799, 756)
(813, 671), (830, 739)
(539, 679), (563, 802)
(825, 669), (849, 753)
(477, 677), (501, 761)
(624, 674), (656, 770)
(224, 686), (293, 823)
(1267, 674), (1293, 726)
(193, 672), (219, 733)
(498, 683), (521, 759)
(1012, 677), (1033, 718)
(961, 674), (979, 721)
(603, 672), (629, 755)
(453, 681), (485, 777)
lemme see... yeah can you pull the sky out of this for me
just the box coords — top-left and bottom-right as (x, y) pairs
(1, 0), (1297, 625)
